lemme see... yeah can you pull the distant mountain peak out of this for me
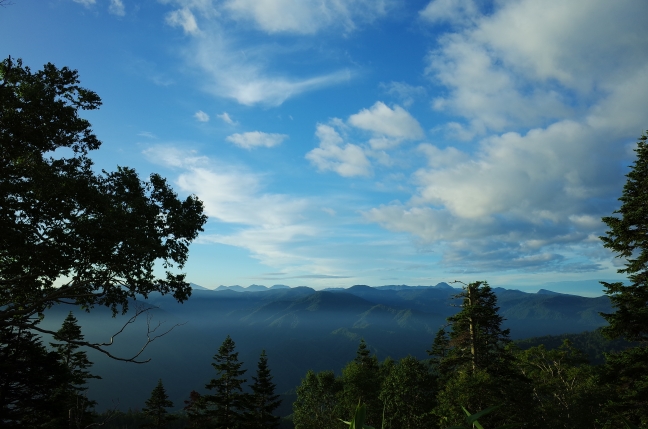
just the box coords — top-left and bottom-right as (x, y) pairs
(434, 282), (453, 289)
(270, 284), (290, 289)
(537, 289), (564, 295)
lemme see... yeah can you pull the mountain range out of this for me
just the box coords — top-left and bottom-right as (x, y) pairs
(41, 283), (614, 415)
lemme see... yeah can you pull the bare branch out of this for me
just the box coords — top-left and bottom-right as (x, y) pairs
(27, 305), (186, 363)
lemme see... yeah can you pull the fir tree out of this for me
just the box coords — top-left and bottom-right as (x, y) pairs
(203, 335), (248, 429)
(245, 350), (281, 429)
(427, 327), (450, 369)
(50, 311), (100, 428)
(141, 379), (177, 429)
(600, 131), (648, 342)
(184, 391), (211, 428)
(599, 131), (648, 426)
(0, 326), (68, 428)
(442, 281), (513, 376)
(433, 281), (531, 428)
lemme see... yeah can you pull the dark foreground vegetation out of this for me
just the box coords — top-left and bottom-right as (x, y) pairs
(1, 59), (647, 428)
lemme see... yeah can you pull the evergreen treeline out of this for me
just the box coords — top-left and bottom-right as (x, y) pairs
(291, 281), (647, 429)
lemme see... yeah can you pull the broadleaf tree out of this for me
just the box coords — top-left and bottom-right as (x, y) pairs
(0, 56), (207, 351)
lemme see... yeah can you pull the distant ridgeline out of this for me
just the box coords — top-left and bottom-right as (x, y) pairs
(41, 283), (616, 414)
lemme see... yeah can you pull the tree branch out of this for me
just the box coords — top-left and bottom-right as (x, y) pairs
(27, 304), (186, 363)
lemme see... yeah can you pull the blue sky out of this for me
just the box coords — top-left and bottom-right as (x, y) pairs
(3, 0), (647, 295)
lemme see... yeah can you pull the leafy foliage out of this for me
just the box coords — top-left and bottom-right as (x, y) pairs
(293, 370), (343, 429)
(516, 340), (606, 429)
(340, 340), (383, 427)
(0, 56), (207, 339)
(379, 355), (436, 429)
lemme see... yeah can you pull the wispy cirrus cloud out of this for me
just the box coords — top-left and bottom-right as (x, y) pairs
(221, 0), (394, 35)
(226, 131), (288, 149)
(160, 0), (369, 105)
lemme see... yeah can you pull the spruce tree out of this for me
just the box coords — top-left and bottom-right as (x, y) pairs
(441, 281), (513, 376)
(433, 281), (531, 428)
(600, 131), (648, 342)
(245, 350), (281, 429)
(204, 335), (248, 429)
(0, 326), (68, 428)
(184, 391), (211, 428)
(599, 131), (648, 426)
(141, 379), (177, 429)
(50, 311), (100, 428)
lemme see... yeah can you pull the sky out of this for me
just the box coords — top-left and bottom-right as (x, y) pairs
(2, 0), (648, 296)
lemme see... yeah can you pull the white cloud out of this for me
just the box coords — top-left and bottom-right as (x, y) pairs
(380, 81), (426, 107)
(73, 0), (96, 6)
(142, 146), (208, 168)
(194, 110), (210, 122)
(166, 8), (200, 35)
(226, 131), (287, 149)
(109, 0), (125, 16)
(419, 0), (479, 26)
(161, 1), (358, 105)
(363, 0), (648, 273)
(425, 0), (648, 136)
(348, 102), (424, 141)
(142, 145), (339, 268)
(180, 26), (353, 105)
(138, 131), (158, 139)
(144, 145), (307, 227)
(221, 0), (393, 34)
(217, 112), (237, 125)
(306, 124), (371, 177)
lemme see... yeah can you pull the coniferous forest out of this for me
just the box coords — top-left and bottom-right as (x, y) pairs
(2, 57), (648, 428)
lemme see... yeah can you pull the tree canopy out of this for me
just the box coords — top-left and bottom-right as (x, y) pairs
(0, 56), (207, 354)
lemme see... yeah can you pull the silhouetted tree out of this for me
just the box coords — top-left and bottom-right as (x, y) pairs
(203, 335), (248, 429)
(0, 55), (206, 357)
(0, 327), (68, 428)
(50, 311), (100, 428)
(141, 379), (177, 429)
(245, 350), (281, 429)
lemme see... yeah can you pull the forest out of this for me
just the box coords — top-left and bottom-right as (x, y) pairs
(1, 57), (647, 428)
